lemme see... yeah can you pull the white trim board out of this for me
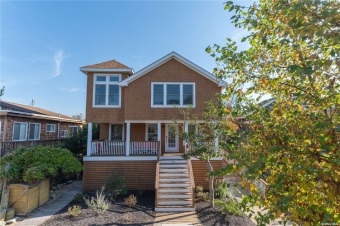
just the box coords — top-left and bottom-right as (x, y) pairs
(83, 156), (223, 161)
(83, 156), (157, 161)
(119, 52), (226, 87)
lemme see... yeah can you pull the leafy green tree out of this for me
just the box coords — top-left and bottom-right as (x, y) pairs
(207, 0), (339, 224)
(0, 86), (4, 97)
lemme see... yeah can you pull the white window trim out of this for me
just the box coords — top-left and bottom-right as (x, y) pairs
(60, 130), (69, 138)
(12, 122), (28, 141)
(46, 124), (56, 133)
(145, 123), (158, 141)
(93, 74), (122, 108)
(69, 126), (79, 136)
(109, 123), (124, 141)
(28, 123), (41, 141)
(151, 82), (196, 108)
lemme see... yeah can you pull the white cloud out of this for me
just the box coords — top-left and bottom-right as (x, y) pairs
(53, 49), (65, 77)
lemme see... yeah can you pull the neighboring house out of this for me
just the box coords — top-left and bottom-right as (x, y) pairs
(0, 101), (84, 156)
(81, 52), (226, 212)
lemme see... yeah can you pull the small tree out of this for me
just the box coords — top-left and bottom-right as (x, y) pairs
(178, 101), (240, 207)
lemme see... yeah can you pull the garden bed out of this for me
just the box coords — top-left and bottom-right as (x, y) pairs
(40, 191), (156, 226)
(195, 200), (255, 226)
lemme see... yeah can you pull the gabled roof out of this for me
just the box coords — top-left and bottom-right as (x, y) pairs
(0, 101), (83, 123)
(80, 59), (134, 74)
(119, 52), (226, 87)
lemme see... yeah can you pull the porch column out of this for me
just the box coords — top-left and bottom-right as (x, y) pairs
(184, 123), (189, 153)
(126, 122), (131, 156)
(157, 122), (161, 141)
(86, 123), (92, 156)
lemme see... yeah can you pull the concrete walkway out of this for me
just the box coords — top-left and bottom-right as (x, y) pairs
(13, 180), (82, 226)
(153, 212), (201, 226)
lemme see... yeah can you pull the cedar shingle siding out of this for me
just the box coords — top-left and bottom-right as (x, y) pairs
(86, 59), (221, 123)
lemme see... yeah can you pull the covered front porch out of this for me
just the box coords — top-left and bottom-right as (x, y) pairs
(86, 120), (211, 157)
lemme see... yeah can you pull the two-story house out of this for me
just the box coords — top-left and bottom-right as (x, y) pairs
(81, 52), (226, 212)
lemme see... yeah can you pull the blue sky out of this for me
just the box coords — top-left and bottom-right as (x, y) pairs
(0, 0), (250, 118)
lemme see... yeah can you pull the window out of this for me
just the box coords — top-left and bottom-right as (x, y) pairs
(111, 124), (123, 141)
(60, 130), (69, 138)
(153, 84), (164, 105)
(152, 83), (195, 107)
(13, 122), (28, 141)
(29, 123), (41, 140)
(46, 124), (56, 133)
(167, 84), (180, 105)
(69, 126), (79, 136)
(94, 74), (121, 107)
(146, 124), (158, 141)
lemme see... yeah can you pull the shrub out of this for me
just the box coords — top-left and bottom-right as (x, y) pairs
(124, 194), (138, 208)
(105, 173), (127, 198)
(195, 185), (209, 201)
(0, 146), (83, 184)
(214, 179), (232, 199)
(84, 187), (110, 215)
(73, 192), (88, 204)
(214, 199), (243, 216)
(68, 205), (82, 218)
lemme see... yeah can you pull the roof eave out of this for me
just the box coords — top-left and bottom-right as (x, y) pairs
(80, 67), (135, 74)
(120, 52), (222, 87)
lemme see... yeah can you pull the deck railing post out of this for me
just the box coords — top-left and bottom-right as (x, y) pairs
(126, 122), (130, 156)
(87, 123), (92, 156)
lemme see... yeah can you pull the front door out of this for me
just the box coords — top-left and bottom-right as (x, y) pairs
(165, 124), (179, 152)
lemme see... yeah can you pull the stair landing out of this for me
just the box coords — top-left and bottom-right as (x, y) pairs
(153, 212), (201, 226)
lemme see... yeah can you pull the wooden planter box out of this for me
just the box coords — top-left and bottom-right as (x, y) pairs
(8, 179), (49, 216)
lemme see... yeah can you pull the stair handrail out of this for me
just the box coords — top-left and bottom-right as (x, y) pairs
(187, 159), (195, 206)
(155, 141), (161, 208)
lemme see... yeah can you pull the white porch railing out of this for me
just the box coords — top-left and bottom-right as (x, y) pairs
(130, 141), (158, 155)
(90, 141), (159, 156)
(91, 141), (125, 156)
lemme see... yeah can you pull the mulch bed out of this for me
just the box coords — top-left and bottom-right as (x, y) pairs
(196, 201), (255, 226)
(40, 191), (156, 226)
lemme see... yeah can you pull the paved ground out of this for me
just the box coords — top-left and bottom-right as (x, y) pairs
(12, 180), (82, 226)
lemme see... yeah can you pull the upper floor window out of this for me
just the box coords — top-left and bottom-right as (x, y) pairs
(151, 83), (195, 107)
(93, 74), (121, 107)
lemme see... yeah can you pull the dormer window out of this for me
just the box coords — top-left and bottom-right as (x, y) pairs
(93, 74), (121, 107)
(151, 82), (195, 107)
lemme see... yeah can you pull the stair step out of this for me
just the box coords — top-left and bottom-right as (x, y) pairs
(158, 194), (192, 199)
(159, 173), (190, 179)
(155, 207), (195, 212)
(159, 188), (191, 193)
(160, 156), (183, 160)
(160, 160), (187, 164)
(160, 178), (190, 182)
(159, 183), (191, 188)
(159, 164), (188, 168)
(158, 200), (193, 205)
(160, 168), (188, 173)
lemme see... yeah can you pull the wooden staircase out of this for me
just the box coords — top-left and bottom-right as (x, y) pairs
(155, 156), (195, 212)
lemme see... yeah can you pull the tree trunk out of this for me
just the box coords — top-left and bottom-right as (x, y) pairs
(206, 160), (214, 207)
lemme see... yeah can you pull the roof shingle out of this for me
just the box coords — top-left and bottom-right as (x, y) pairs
(0, 101), (81, 122)
(81, 59), (131, 69)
